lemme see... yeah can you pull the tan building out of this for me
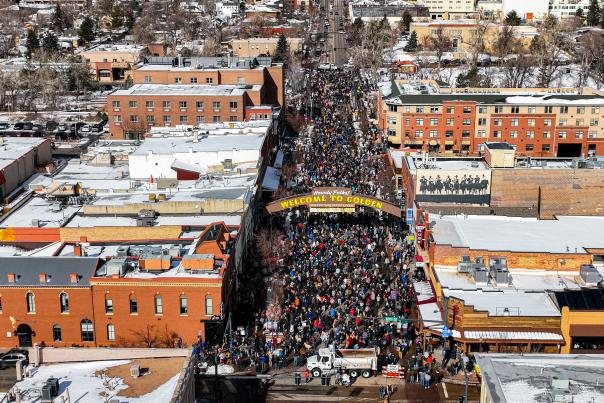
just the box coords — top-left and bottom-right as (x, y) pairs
(409, 20), (537, 58)
(230, 37), (304, 58)
(80, 44), (147, 83)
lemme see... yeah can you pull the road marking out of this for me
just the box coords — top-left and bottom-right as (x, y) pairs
(442, 382), (449, 398)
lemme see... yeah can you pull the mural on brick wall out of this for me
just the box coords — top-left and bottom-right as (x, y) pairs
(415, 169), (491, 205)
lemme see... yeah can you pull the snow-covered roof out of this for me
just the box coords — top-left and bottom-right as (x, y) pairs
(261, 166), (281, 191)
(131, 134), (266, 155)
(111, 84), (261, 97)
(444, 289), (561, 317)
(430, 215), (604, 254)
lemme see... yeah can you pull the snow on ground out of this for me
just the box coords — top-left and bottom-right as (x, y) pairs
(15, 360), (179, 403)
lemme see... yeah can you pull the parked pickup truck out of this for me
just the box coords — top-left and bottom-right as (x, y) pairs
(306, 345), (378, 378)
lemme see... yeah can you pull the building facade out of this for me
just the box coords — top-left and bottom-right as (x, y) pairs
(80, 45), (146, 84)
(379, 80), (604, 158)
(418, 0), (476, 19)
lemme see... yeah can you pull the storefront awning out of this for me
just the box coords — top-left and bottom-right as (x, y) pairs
(570, 325), (604, 337)
(388, 135), (402, 145)
(464, 330), (564, 342)
(413, 280), (437, 305)
(261, 166), (281, 191)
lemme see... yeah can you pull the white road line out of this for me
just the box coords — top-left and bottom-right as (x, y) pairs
(442, 382), (449, 398)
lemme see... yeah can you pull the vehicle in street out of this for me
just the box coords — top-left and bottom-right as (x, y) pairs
(306, 345), (378, 378)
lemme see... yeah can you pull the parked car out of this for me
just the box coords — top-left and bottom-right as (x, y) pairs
(0, 350), (28, 369)
(0, 122), (9, 130)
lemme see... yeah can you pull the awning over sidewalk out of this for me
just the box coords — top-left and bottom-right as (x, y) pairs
(418, 302), (462, 338)
(464, 330), (564, 342)
(261, 166), (281, 191)
(570, 324), (604, 337)
(274, 150), (284, 169)
(413, 281), (437, 305)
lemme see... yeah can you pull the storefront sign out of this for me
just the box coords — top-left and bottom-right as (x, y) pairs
(416, 225), (425, 243)
(266, 187), (402, 217)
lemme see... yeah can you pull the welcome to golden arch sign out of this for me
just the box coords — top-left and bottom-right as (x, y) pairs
(265, 187), (402, 217)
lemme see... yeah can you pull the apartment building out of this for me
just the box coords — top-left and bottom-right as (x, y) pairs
(418, 0), (476, 19)
(106, 84), (263, 139)
(379, 80), (604, 158)
(130, 56), (285, 108)
(230, 37), (304, 58)
(80, 44), (147, 84)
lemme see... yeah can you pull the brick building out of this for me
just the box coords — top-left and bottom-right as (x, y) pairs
(0, 223), (235, 348)
(379, 80), (604, 158)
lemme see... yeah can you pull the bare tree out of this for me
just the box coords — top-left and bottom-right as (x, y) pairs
(463, 20), (490, 69)
(159, 325), (181, 348)
(492, 25), (533, 88)
(131, 324), (161, 348)
(428, 26), (453, 70)
(530, 15), (569, 88)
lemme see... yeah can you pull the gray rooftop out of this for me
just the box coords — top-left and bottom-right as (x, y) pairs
(111, 84), (259, 97)
(0, 257), (99, 287)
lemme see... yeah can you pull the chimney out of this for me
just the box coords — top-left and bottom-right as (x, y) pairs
(70, 273), (79, 284)
(7, 273), (15, 283)
(74, 244), (82, 257)
(79, 236), (88, 243)
(39, 273), (47, 284)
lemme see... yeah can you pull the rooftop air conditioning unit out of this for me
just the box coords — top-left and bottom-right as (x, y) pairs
(31, 219), (40, 228)
(106, 258), (128, 277)
(491, 267), (511, 285)
(580, 264), (602, 284)
(116, 246), (130, 257)
(474, 256), (484, 266)
(457, 262), (475, 273)
(472, 267), (489, 284)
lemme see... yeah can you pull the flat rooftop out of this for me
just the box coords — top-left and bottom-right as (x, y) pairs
(406, 156), (487, 171)
(0, 197), (80, 228)
(476, 354), (604, 403)
(82, 44), (145, 53)
(0, 137), (47, 169)
(111, 84), (261, 97)
(131, 134), (267, 155)
(429, 215), (604, 254)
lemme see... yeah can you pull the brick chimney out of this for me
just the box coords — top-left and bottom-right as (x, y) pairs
(39, 273), (47, 283)
(73, 244), (82, 256)
(7, 273), (15, 283)
(70, 273), (79, 284)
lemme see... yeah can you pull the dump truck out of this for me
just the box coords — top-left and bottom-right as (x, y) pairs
(306, 345), (378, 378)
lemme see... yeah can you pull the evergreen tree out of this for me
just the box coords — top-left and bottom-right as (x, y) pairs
(404, 30), (417, 51)
(51, 4), (65, 32)
(42, 31), (59, 53)
(505, 10), (521, 26)
(402, 10), (413, 33)
(25, 28), (39, 57)
(575, 7), (584, 18)
(273, 34), (289, 63)
(587, 0), (601, 26)
(349, 17), (364, 44)
(78, 17), (95, 44)
(111, 6), (124, 28)
(456, 67), (484, 87)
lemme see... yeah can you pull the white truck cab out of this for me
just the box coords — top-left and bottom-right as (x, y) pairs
(306, 345), (378, 378)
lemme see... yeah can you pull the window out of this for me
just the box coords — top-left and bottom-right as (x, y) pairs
(543, 131), (551, 139)
(205, 295), (213, 315)
(112, 100), (120, 108)
(213, 101), (221, 111)
(389, 105), (398, 112)
(477, 130), (486, 138)
(416, 106), (424, 113)
(478, 118), (486, 125)
(494, 106), (503, 113)
(511, 106), (519, 113)
(205, 77), (213, 84)
(525, 144), (534, 151)
(478, 106), (487, 114)
(213, 116), (221, 123)
(446, 119), (454, 126)
(494, 119), (502, 126)
(510, 119), (519, 127)
(528, 119), (535, 127)
(129, 115), (138, 123)
(510, 131), (518, 138)
(196, 101), (204, 110)
(229, 116), (237, 122)
(462, 130), (470, 138)
(147, 115), (155, 124)
(429, 130), (438, 138)
(527, 106), (536, 114)
(577, 107), (585, 114)
(387, 117), (397, 125)
(462, 119), (470, 125)
(405, 118), (411, 125)
(544, 119), (552, 127)
(26, 293), (35, 313)
(430, 118), (438, 126)
(590, 119), (599, 126)
(229, 101), (238, 110)
(237, 76), (246, 84)
(589, 130), (597, 138)
(145, 101), (154, 109)
(180, 295), (188, 315)
(415, 118), (424, 125)
(559, 119), (567, 126)
(105, 298), (113, 313)
(53, 325), (61, 342)
(163, 101), (171, 109)
(493, 131), (501, 138)
(545, 106), (553, 113)
(445, 130), (453, 137)
(592, 107), (600, 114)
(107, 324), (115, 341)
(446, 107), (455, 114)
(174, 77), (182, 84)
(60, 293), (69, 313)
(144, 75), (152, 83)
(128, 101), (137, 108)
(415, 130), (423, 138)
(576, 131), (584, 139)
(180, 116), (188, 124)
(163, 115), (171, 124)
(113, 115), (122, 123)
(463, 106), (471, 113)
(404, 106), (411, 113)
(197, 116), (205, 124)
(190, 77), (198, 84)
(558, 131), (567, 139)
(576, 119), (584, 126)
(542, 144), (551, 152)
(560, 106), (568, 113)
(430, 106), (439, 113)
(179, 101), (187, 109)
(80, 320), (94, 342)
(130, 296), (138, 314)
(527, 131), (535, 138)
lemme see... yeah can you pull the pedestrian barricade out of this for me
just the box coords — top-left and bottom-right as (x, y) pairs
(382, 364), (405, 379)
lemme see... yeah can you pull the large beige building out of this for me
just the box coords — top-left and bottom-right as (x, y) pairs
(230, 38), (304, 58)
(418, 0), (476, 19)
(79, 44), (147, 84)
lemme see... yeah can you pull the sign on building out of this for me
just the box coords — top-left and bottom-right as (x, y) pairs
(415, 169), (491, 205)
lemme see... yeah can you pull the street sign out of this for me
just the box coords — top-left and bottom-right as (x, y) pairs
(406, 208), (413, 225)
(384, 316), (408, 323)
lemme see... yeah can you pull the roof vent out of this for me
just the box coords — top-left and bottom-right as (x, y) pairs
(580, 264), (602, 284)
